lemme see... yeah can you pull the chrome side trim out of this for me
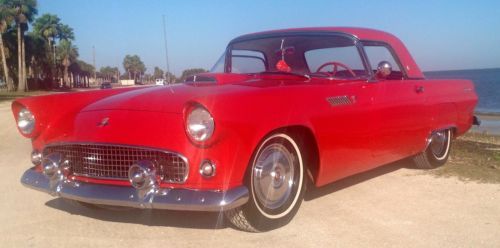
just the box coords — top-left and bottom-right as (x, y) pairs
(21, 168), (249, 211)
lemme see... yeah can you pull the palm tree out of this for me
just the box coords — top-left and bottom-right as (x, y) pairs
(123, 55), (133, 80)
(57, 24), (73, 41)
(24, 32), (46, 87)
(153, 66), (164, 79)
(57, 39), (77, 87)
(33, 14), (60, 80)
(0, 4), (14, 90)
(4, 0), (37, 91)
(77, 60), (94, 87)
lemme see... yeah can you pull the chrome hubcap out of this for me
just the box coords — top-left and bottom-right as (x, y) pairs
(430, 130), (448, 157)
(253, 143), (295, 210)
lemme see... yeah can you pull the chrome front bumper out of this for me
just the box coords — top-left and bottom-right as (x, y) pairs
(20, 168), (249, 211)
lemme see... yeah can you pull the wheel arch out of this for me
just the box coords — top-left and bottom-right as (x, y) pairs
(422, 125), (457, 152)
(252, 125), (320, 186)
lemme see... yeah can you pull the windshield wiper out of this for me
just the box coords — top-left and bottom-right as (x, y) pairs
(256, 71), (311, 80)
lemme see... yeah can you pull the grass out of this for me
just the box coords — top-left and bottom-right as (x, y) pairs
(0, 90), (53, 103)
(427, 132), (500, 183)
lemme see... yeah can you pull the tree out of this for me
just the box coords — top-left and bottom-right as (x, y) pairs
(99, 66), (119, 81)
(122, 55), (133, 79)
(33, 14), (61, 59)
(75, 59), (93, 87)
(33, 13), (60, 83)
(122, 54), (145, 81)
(0, 3), (14, 90)
(57, 23), (73, 41)
(56, 39), (77, 86)
(153, 66), (163, 79)
(4, 0), (37, 92)
(165, 71), (176, 84)
(24, 31), (47, 89)
(32, 14), (77, 87)
(179, 68), (207, 82)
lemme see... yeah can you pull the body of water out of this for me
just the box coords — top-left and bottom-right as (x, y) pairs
(425, 68), (500, 114)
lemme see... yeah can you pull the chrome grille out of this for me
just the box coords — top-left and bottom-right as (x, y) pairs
(43, 144), (188, 183)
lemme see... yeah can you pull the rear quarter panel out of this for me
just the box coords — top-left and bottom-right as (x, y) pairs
(422, 79), (477, 142)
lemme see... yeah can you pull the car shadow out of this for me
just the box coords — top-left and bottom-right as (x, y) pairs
(305, 159), (413, 201)
(44, 159), (414, 228)
(44, 198), (228, 230)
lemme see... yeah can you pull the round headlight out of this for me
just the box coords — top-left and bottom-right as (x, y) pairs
(17, 108), (35, 135)
(186, 106), (215, 142)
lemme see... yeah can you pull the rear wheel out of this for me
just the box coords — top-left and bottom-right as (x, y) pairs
(413, 129), (452, 169)
(225, 133), (306, 232)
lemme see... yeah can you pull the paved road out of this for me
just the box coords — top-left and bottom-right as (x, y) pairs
(1, 100), (499, 247)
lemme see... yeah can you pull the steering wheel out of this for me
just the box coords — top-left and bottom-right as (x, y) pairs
(316, 61), (356, 77)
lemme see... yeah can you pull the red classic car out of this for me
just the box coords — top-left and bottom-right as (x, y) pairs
(13, 27), (479, 232)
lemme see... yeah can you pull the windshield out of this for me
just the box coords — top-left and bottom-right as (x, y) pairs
(211, 34), (369, 79)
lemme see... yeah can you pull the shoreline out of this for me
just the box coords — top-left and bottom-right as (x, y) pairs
(475, 111), (500, 117)
(472, 113), (500, 135)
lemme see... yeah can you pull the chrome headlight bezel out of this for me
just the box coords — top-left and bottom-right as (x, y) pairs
(17, 108), (36, 135)
(185, 105), (215, 142)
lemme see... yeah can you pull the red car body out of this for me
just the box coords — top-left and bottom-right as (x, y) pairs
(13, 27), (478, 230)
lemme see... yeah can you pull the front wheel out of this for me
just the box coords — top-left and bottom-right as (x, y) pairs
(225, 133), (306, 232)
(413, 129), (452, 169)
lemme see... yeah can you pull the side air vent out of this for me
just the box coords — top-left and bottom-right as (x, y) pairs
(326, 96), (356, 107)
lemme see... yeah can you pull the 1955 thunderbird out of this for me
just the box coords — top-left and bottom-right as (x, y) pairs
(12, 27), (479, 232)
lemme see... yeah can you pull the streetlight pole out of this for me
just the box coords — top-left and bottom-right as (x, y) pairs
(93, 45), (96, 85)
(162, 15), (171, 84)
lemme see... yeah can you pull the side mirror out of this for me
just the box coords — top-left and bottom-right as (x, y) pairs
(376, 61), (392, 79)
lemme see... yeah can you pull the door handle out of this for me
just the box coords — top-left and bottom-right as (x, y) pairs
(415, 85), (425, 93)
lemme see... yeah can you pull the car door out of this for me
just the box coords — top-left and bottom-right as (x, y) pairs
(304, 44), (380, 185)
(312, 79), (379, 184)
(364, 44), (429, 165)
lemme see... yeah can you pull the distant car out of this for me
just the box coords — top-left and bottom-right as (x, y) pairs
(155, 78), (165, 85)
(100, 82), (112, 89)
(13, 27), (479, 232)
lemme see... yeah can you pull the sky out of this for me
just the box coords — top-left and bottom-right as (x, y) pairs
(37, 0), (500, 76)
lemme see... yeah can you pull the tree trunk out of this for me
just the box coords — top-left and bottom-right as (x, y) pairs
(0, 33), (12, 91)
(63, 65), (69, 87)
(17, 24), (24, 92)
(21, 32), (27, 91)
(128, 69), (131, 80)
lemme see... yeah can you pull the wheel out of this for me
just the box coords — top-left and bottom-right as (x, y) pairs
(225, 133), (306, 232)
(413, 129), (452, 169)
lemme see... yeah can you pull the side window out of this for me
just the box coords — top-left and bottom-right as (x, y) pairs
(305, 46), (367, 77)
(231, 50), (266, 73)
(364, 45), (404, 79)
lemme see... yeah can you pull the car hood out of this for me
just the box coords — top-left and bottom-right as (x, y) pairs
(82, 83), (259, 114)
(81, 85), (197, 113)
(81, 74), (341, 114)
